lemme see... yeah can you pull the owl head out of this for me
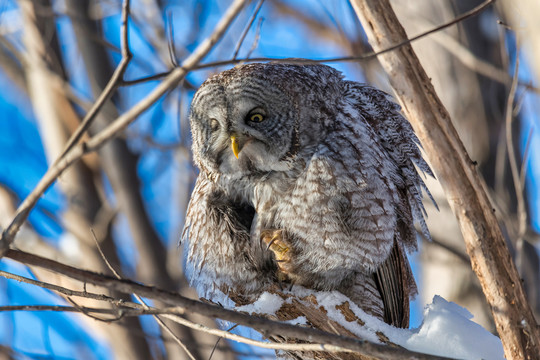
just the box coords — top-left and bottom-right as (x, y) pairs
(189, 63), (343, 178)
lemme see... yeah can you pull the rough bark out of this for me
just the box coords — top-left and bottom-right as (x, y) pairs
(349, 1), (540, 359)
(390, 0), (502, 331)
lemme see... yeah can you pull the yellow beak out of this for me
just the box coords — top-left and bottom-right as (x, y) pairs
(230, 135), (240, 159)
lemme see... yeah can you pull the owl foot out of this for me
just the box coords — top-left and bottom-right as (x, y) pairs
(261, 229), (294, 282)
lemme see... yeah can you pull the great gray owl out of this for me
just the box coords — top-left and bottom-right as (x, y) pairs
(182, 62), (433, 328)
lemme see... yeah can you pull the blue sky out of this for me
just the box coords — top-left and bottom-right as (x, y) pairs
(0, 1), (538, 359)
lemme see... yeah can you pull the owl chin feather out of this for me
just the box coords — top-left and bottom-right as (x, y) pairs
(219, 141), (292, 176)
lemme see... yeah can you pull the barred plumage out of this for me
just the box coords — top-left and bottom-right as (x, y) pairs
(183, 62), (433, 328)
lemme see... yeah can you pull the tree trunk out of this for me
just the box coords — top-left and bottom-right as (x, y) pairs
(349, 1), (540, 359)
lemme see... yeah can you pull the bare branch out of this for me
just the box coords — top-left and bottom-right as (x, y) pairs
(505, 40), (528, 251)
(0, 304), (130, 314)
(160, 313), (359, 355)
(3, 248), (450, 360)
(0, 270), (120, 305)
(123, 0), (496, 86)
(0, 268), (360, 357)
(232, 0), (265, 60)
(520, 127), (534, 191)
(166, 10), (179, 67)
(0, 302), (409, 357)
(0, 0), (252, 254)
(54, 0), (133, 164)
(349, 1), (540, 359)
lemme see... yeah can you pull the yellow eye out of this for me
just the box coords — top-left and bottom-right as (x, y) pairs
(249, 113), (264, 122)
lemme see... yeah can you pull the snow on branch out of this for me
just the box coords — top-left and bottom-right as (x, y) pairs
(2, 249), (503, 359)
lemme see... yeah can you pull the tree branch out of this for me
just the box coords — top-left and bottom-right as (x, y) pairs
(54, 0), (133, 164)
(3, 248), (450, 360)
(349, 1), (540, 359)
(0, 0), (251, 255)
(505, 39), (528, 275)
(92, 230), (197, 360)
(123, 0), (497, 86)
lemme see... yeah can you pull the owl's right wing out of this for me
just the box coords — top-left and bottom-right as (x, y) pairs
(181, 175), (258, 301)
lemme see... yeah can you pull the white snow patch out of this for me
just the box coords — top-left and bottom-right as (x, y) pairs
(285, 287), (505, 360)
(314, 290), (382, 343)
(229, 287), (504, 360)
(392, 296), (505, 360)
(210, 287), (237, 309)
(284, 316), (308, 326)
(236, 291), (284, 316)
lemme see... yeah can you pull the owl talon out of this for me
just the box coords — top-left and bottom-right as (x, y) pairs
(265, 236), (278, 251)
(277, 271), (289, 284)
(288, 283), (294, 291)
(261, 229), (294, 278)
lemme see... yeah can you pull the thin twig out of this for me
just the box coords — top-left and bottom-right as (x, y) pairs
(232, 0), (265, 60)
(91, 228), (122, 278)
(66, 297), (126, 323)
(519, 127), (533, 191)
(0, 0), (251, 254)
(245, 17), (264, 59)
(0, 268), (148, 313)
(209, 324), (238, 360)
(92, 227), (197, 360)
(0, 270), (121, 305)
(505, 41), (524, 230)
(4, 249), (449, 360)
(166, 10), (179, 67)
(0, 304), (134, 314)
(123, 0), (495, 86)
(148, 307), (197, 360)
(505, 39), (528, 275)
(54, 0), (133, 165)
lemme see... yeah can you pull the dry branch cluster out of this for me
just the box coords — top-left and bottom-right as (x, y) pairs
(0, 0), (539, 359)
